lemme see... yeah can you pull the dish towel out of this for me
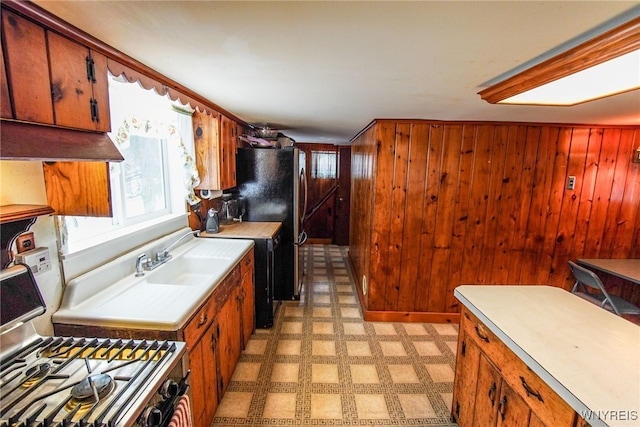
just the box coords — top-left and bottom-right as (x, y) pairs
(168, 395), (193, 427)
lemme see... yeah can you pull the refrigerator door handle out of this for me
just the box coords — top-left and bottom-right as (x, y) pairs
(295, 230), (308, 246)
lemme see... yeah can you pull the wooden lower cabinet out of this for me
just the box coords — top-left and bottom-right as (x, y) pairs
(185, 254), (251, 427)
(239, 250), (255, 348)
(453, 307), (578, 427)
(190, 320), (220, 427)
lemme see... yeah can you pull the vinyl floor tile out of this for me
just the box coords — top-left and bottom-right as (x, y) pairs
(212, 244), (458, 426)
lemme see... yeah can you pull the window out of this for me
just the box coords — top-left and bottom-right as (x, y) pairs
(60, 76), (197, 254)
(311, 150), (337, 179)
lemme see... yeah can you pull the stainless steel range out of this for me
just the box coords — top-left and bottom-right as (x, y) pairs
(0, 265), (190, 427)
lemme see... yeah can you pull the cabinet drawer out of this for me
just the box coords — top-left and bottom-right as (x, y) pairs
(460, 308), (576, 426)
(500, 349), (576, 427)
(461, 309), (508, 366)
(183, 296), (216, 347)
(240, 250), (254, 278)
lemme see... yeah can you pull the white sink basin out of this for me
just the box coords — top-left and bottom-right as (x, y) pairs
(144, 256), (224, 286)
(53, 232), (254, 331)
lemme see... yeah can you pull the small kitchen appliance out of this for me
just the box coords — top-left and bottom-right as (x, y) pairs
(0, 264), (190, 427)
(205, 208), (219, 233)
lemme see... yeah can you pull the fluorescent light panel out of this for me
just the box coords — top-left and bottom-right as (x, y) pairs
(499, 49), (640, 105)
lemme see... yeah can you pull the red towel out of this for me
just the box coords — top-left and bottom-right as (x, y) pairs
(168, 395), (193, 427)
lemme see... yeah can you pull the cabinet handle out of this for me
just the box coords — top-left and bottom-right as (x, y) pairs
(197, 313), (208, 328)
(498, 396), (507, 421)
(520, 376), (544, 402)
(488, 382), (497, 406)
(474, 325), (490, 342)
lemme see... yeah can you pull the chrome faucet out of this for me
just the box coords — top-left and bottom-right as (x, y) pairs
(135, 253), (147, 277)
(134, 230), (200, 276)
(155, 229), (201, 262)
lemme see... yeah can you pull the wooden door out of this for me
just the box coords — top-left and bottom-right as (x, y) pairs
(48, 32), (96, 130)
(0, 41), (12, 118)
(240, 251), (255, 348)
(43, 162), (112, 216)
(191, 323), (220, 427)
(1, 9), (53, 124)
(473, 354), (503, 426)
(296, 143), (339, 243)
(334, 145), (351, 245)
(496, 381), (531, 427)
(193, 110), (222, 190)
(452, 333), (481, 427)
(219, 115), (237, 190)
(217, 285), (241, 395)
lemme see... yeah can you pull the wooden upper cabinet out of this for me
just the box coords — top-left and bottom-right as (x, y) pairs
(48, 32), (111, 131)
(1, 7), (110, 132)
(193, 111), (239, 191)
(219, 114), (239, 189)
(1, 9), (54, 124)
(0, 41), (12, 118)
(193, 110), (222, 190)
(43, 162), (112, 217)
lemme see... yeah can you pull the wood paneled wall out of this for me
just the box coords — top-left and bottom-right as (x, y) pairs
(349, 119), (640, 322)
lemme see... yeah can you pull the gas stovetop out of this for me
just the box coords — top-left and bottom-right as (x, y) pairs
(0, 260), (191, 427)
(0, 335), (186, 427)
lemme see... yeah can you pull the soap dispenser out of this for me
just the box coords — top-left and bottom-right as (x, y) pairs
(206, 208), (219, 233)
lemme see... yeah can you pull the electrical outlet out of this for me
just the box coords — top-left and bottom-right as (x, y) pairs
(567, 176), (576, 190)
(16, 232), (35, 253)
(634, 148), (640, 164)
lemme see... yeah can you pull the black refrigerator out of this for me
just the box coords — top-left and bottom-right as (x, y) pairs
(235, 147), (307, 300)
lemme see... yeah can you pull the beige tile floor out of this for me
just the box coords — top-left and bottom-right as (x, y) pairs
(212, 244), (459, 426)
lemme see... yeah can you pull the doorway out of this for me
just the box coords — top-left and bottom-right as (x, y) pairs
(296, 143), (351, 245)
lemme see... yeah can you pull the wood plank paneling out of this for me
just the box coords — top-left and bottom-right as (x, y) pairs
(350, 119), (640, 319)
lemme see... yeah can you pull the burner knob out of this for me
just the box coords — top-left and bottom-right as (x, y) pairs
(160, 379), (179, 399)
(138, 407), (162, 427)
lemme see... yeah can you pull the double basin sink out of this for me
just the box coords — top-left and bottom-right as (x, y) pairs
(52, 230), (253, 331)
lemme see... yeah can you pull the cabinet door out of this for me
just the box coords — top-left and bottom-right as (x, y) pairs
(473, 354), (503, 426)
(496, 380), (531, 427)
(0, 41), (12, 118)
(1, 9), (53, 124)
(43, 162), (112, 217)
(219, 115), (237, 190)
(190, 324), (220, 427)
(193, 110), (222, 190)
(217, 286), (242, 395)
(48, 33), (110, 131)
(240, 252), (255, 348)
(452, 332), (482, 427)
(89, 49), (111, 131)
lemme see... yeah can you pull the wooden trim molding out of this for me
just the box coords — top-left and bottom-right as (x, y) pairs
(2, 0), (247, 124)
(478, 16), (640, 104)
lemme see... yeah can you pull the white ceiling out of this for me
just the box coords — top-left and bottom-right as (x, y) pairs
(33, 1), (640, 144)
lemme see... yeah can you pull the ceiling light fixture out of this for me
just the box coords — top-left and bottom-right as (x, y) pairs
(479, 16), (640, 106)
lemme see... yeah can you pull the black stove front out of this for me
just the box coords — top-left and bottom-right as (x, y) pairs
(0, 264), (189, 427)
(0, 335), (188, 427)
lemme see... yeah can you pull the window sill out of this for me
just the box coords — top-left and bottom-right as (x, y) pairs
(61, 213), (190, 281)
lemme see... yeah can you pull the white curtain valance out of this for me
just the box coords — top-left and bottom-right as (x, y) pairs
(113, 116), (201, 206)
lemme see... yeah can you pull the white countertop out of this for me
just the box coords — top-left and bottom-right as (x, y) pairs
(53, 233), (253, 331)
(454, 285), (640, 427)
